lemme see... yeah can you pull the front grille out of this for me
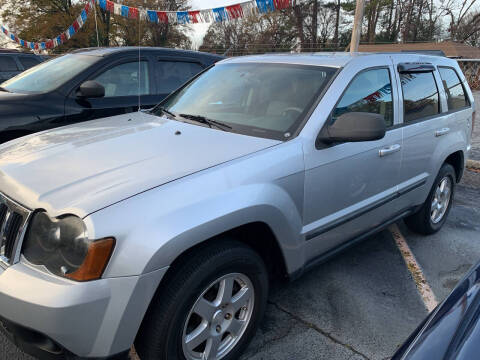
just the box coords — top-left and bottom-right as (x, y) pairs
(0, 194), (30, 266)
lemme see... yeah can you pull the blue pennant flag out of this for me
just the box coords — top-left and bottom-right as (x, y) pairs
(56, 36), (62, 44)
(40, 42), (46, 50)
(20, 39), (25, 46)
(213, 7), (228, 22)
(81, 9), (87, 22)
(30, 42), (35, 49)
(177, 11), (189, 24)
(121, 5), (129, 17)
(68, 25), (75, 36)
(256, 0), (275, 13)
(147, 10), (158, 23)
(10, 34), (14, 40)
(99, 0), (107, 10)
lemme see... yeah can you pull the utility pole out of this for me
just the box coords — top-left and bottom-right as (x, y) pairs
(350, 0), (366, 53)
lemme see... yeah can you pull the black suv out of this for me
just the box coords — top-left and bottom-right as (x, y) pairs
(0, 47), (223, 143)
(0, 49), (43, 82)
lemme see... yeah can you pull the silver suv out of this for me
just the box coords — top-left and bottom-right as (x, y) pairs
(0, 53), (474, 360)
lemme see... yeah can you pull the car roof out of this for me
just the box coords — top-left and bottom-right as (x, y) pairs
(69, 47), (224, 61)
(219, 52), (458, 68)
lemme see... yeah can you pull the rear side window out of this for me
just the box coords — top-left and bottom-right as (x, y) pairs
(0, 56), (19, 72)
(400, 72), (440, 122)
(156, 61), (204, 94)
(438, 67), (469, 111)
(18, 56), (41, 70)
(333, 68), (394, 127)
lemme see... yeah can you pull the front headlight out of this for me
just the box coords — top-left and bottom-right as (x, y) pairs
(22, 212), (115, 281)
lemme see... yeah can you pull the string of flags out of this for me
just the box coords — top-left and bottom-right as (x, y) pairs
(97, 0), (292, 24)
(0, 0), (94, 50)
(0, 0), (292, 50)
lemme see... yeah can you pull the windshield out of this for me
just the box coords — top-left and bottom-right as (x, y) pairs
(1, 54), (99, 94)
(156, 63), (337, 140)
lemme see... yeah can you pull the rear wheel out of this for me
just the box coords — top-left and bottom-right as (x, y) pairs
(405, 163), (456, 235)
(135, 240), (268, 360)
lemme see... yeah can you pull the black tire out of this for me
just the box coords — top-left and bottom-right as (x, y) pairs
(405, 163), (456, 235)
(135, 240), (269, 360)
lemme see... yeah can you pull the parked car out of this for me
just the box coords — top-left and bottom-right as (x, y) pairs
(0, 53), (474, 360)
(0, 47), (223, 143)
(0, 49), (43, 82)
(393, 260), (480, 360)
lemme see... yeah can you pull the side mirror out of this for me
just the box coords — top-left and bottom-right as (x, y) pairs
(319, 112), (386, 143)
(77, 80), (105, 98)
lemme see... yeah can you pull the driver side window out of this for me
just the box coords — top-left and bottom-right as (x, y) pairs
(93, 61), (150, 97)
(333, 68), (394, 127)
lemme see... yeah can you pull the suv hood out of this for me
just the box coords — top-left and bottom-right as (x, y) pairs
(0, 112), (280, 216)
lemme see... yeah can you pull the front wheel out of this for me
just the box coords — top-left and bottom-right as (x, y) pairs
(405, 163), (456, 235)
(135, 240), (268, 360)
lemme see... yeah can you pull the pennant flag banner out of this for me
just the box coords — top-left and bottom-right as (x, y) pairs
(0, 0), (292, 50)
(0, 0), (94, 50)
(97, 0), (292, 25)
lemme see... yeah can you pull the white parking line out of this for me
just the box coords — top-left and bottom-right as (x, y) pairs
(389, 224), (438, 312)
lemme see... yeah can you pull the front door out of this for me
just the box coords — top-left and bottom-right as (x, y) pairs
(303, 65), (404, 261)
(64, 59), (160, 125)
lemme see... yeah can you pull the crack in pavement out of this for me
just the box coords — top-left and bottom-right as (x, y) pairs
(268, 301), (371, 360)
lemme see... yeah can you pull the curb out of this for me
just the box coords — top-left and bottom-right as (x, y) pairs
(467, 159), (480, 170)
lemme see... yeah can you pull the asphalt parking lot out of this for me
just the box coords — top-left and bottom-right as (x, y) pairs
(2, 95), (480, 360)
(2, 173), (479, 360)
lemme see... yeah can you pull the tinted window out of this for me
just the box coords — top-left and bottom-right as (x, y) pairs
(94, 61), (150, 97)
(18, 56), (41, 70)
(333, 68), (394, 127)
(158, 63), (336, 140)
(0, 56), (18, 72)
(2, 54), (99, 93)
(157, 61), (203, 94)
(439, 67), (469, 110)
(401, 72), (440, 122)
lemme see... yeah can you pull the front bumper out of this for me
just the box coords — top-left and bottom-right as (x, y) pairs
(0, 262), (168, 358)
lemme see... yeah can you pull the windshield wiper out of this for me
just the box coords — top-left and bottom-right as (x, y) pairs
(158, 107), (176, 118)
(179, 114), (232, 131)
(0, 86), (10, 93)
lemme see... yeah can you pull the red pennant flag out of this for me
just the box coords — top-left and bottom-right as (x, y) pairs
(273, 0), (291, 9)
(61, 33), (67, 43)
(85, 2), (90, 14)
(226, 4), (243, 19)
(106, 0), (114, 12)
(188, 11), (201, 23)
(14, 36), (19, 43)
(157, 11), (168, 23)
(34, 43), (39, 50)
(72, 20), (80, 31)
(129, 7), (139, 18)
(46, 40), (53, 49)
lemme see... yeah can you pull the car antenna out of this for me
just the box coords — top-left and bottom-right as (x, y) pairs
(137, 11), (141, 112)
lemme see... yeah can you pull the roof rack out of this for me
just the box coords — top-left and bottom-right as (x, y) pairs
(401, 50), (446, 57)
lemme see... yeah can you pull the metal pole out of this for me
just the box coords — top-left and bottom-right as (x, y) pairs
(350, 0), (365, 53)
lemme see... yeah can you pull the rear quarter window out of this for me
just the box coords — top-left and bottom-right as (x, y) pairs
(400, 72), (440, 122)
(18, 56), (41, 70)
(438, 67), (469, 111)
(0, 56), (19, 72)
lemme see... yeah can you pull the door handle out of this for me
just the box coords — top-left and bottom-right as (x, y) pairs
(435, 127), (450, 137)
(379, 144), (401, 157)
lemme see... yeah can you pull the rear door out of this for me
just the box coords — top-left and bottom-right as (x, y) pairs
(392, 60), (446, 210)
(0, 55), (20, 82)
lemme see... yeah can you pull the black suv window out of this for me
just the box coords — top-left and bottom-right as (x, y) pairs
(0, 56), (19, 72)
(401, 72), (440, 122)
(94, 61), (150, 97)
(157, 61), (203, 94)
(333, 68), (394, 127)
(18, 56), (41, 70)
(438, 67), (469, 111)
